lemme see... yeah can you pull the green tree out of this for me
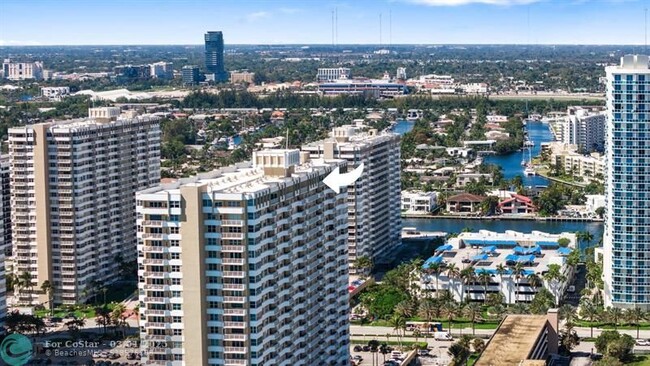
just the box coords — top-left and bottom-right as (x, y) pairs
(388, 315), (406, 349)
(595, 330), (634, 362)
(557, 238), (571, 247)
(604, 307), (624, 331)
(354, 256), (374, 278)
(40, 280), (54, 316)
(579, 300), (601, 338)
(425, 262), (444, 299)
(543, 264), (566, 306)
(478, 271), (492, 304)
(472, 337), (486, 354)
(448, 341), (470, 366)
(442, 301), (461, 333)
(624, 307), (646, 339)
(394, 300), (415, 319)
(464, 302), (483, 336)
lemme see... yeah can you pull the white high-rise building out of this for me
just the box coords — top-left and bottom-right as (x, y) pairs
(303, 126), (401, 273)
(317, 67), (351, 82)
(150, 62), (174, 79)
(0, 155), (10, 326)
(8, 109), (161, 305)
(604, 55), (650, 308)
(2, 59), (44, 80)
(563, 106), (606, 153)
(136, 150), (350, 366)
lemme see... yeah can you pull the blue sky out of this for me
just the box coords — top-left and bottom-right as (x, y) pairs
(0, 0), (648, 45)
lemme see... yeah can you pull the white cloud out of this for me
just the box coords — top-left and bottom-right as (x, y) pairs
(406, 0), (541, 6)
(247, 11), (271, 21)
(279, 8), (302, 14)
(0, 39), (42, 46)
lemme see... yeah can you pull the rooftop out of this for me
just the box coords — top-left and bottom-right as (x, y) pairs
(139, 153), (342, 197)
(423, 230), (576, 275)
(8, 113), (159, 133)
(474, 315), (548, 366)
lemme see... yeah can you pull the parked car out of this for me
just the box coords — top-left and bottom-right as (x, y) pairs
(353, 355), (363, 362)
(353, 345), (362, 352)
(434, 331), (453, 341)
(362, 345), (370, 352)
(636, 339), (650, 346)
(418, 349), (430, 356)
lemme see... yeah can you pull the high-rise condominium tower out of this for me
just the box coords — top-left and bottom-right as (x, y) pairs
(137, 150), (350, 366)
(205, 31), (227, 82)
(302, 126), (401, 274)
(8, 108), (161, 305)
(603, 55), (650, 308)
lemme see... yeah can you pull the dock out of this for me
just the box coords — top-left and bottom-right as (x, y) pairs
(401, 227), (447, 240)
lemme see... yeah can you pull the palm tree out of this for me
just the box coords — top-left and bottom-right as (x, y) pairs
(625, 307), (647, 339)
(605, 306), (623, 331)
(510, 263), (525, 304)
(388, 315), (406, 349)
(446, 263), (461, 300)
(464, 302), (483, 335)
(495, 264), (508, 303)
(527, 273), (542, 295)
(460, 267), (476, 304)
(40, 280), (54, 316)
(425, 262), (443, 299)
(478, 271), (492, 304)
(354, 256), (374, 278)
(559, 304), (577, 324)
(18, 271), (33, 305)
(448, 341), (470, 366)
(579, 300), (601, 338)
(394, 300), (414, 319)
(543, 264), (566, 306)
(418, 298), (437, 334)
(442, 301), (460, 334)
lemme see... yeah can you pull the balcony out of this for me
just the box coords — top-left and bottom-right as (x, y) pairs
(222, 258), (245, 265)
(223, 333), (247, 341)
(143, 259), (165, 265)
(143, 272), (166, 278)
(223, 271), (245, 278)
(221, 232), (244, 239)
(223, 321), (246, 329)
(224, 347), (247, 354)
(223, 308), (247, 316)
(143, 284), (165, 290)
(142, 220), (164, 227)
(223, 283), (245, 291)
(143, 246), (165, 253)
(142, 233), (164, 240)
(221, 220), (244, 226)
(223, 296), (246, 304)
(143, 297), (168, 303)
(222, 245), (245, 253)
(224, 360), (248, 366)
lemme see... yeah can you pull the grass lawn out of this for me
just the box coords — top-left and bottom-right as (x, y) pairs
(366, 318), (500, 330)
(576, 320), (650, 330)
(629, 355), (650, 365)
(32, 282), (136, 319)
(350, 339), (428, 349)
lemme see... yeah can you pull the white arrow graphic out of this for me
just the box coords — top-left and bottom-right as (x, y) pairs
(323, 163), (364, 194)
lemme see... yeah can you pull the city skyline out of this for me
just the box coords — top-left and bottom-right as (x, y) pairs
(2, 0), (650, 46)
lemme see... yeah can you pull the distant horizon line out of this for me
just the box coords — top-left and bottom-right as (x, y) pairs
(1, 43), (649, 48)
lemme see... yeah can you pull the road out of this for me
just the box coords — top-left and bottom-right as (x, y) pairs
(351, 325), (650, 340)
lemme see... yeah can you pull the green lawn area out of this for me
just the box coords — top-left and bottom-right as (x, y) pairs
(32, 282), (136, 319)
(364, 318), (500, 330)
(576, 320), (650, 330)
(629, 355), (650, 365)
(350, 339), (428, 349)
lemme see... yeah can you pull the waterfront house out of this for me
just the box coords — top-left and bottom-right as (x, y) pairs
(498, 193), (537, 215)
(445, 193), (485, 213)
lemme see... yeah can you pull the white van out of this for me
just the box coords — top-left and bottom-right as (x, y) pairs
(433, 331), (453, 341)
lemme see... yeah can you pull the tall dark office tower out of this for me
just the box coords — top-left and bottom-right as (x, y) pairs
(204, 31), (227, 82)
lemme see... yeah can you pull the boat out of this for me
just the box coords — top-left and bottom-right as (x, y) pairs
(524, 167), (536, 176)
(521, 160), (527, 166)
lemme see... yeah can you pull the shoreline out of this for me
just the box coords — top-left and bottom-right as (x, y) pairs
(401, 213), (603, 222)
